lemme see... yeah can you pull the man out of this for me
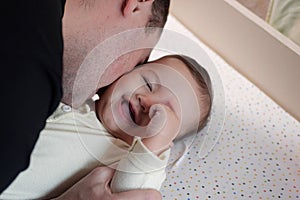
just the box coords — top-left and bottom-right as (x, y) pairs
(0, 0), (170, 199)
(62, 0), (170, 107)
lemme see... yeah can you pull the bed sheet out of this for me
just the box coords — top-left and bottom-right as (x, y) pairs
(155, 15), (300, 200)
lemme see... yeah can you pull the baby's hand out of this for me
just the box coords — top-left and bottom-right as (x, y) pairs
(142, 104), (180, 155)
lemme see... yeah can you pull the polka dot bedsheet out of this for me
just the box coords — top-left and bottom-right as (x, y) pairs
(158, 15), (300, 200)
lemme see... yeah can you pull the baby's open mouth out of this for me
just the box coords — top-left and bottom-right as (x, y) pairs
(129, 102), (136, 124)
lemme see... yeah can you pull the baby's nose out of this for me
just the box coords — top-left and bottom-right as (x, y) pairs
(138, 95), (152, 113)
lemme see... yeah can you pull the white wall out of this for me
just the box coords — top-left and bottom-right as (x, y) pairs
(170, 0), (300, 121)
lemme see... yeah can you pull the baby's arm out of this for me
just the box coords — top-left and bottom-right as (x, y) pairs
(110, 138), (170, 193)
(111, 104), (179, 193)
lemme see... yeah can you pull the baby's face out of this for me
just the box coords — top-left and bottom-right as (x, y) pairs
(96, 57), (201, 141)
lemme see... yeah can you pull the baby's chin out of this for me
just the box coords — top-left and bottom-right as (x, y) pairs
(109, 128), (134, 145)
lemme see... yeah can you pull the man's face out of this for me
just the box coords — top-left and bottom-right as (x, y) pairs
(97, 57), (201, 141)
(62, 0), (159, 106)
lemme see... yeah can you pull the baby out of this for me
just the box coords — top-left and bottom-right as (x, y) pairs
(97, 54), (213, 192)
(0, 55), (212, 199)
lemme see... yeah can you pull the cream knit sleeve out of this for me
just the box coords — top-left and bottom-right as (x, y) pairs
(111, 137), (171, 193)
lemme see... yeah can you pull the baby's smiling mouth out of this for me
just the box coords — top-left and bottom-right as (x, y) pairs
(129, 102), (136, 124)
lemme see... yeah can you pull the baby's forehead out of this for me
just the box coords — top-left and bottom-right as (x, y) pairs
(137, 58), (196, 89)
(141, 57), (186, 72)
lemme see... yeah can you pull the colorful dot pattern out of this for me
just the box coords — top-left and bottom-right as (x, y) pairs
(160, 15), (300, 200)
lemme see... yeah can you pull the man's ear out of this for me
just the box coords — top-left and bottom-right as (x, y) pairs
(122, 0), (154, 17)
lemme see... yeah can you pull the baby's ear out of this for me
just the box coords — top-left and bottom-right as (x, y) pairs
(122, 0), (154, 17)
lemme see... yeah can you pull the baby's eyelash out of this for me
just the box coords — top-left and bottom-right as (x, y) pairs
(143, 76), (152, 92)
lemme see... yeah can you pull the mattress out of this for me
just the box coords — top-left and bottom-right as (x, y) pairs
(153, 15), (300, 200)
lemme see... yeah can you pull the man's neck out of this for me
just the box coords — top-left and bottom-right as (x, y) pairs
(61, 67), (76, 106)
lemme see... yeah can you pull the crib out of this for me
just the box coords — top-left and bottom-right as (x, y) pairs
(154, 3), (300, 199)
(1, 1), (299, 199)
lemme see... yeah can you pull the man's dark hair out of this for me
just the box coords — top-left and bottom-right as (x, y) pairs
(147, 0), (170, 29)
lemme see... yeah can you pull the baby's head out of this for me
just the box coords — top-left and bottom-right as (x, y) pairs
(166, 55), (213, 140)
(96, 55), (213, 144)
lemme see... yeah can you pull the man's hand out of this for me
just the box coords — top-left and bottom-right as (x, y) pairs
(53, 167), (162, 200)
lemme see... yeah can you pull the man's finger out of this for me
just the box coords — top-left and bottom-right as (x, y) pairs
(114, 189), (162, 200)
(89, 167), (115, 185)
